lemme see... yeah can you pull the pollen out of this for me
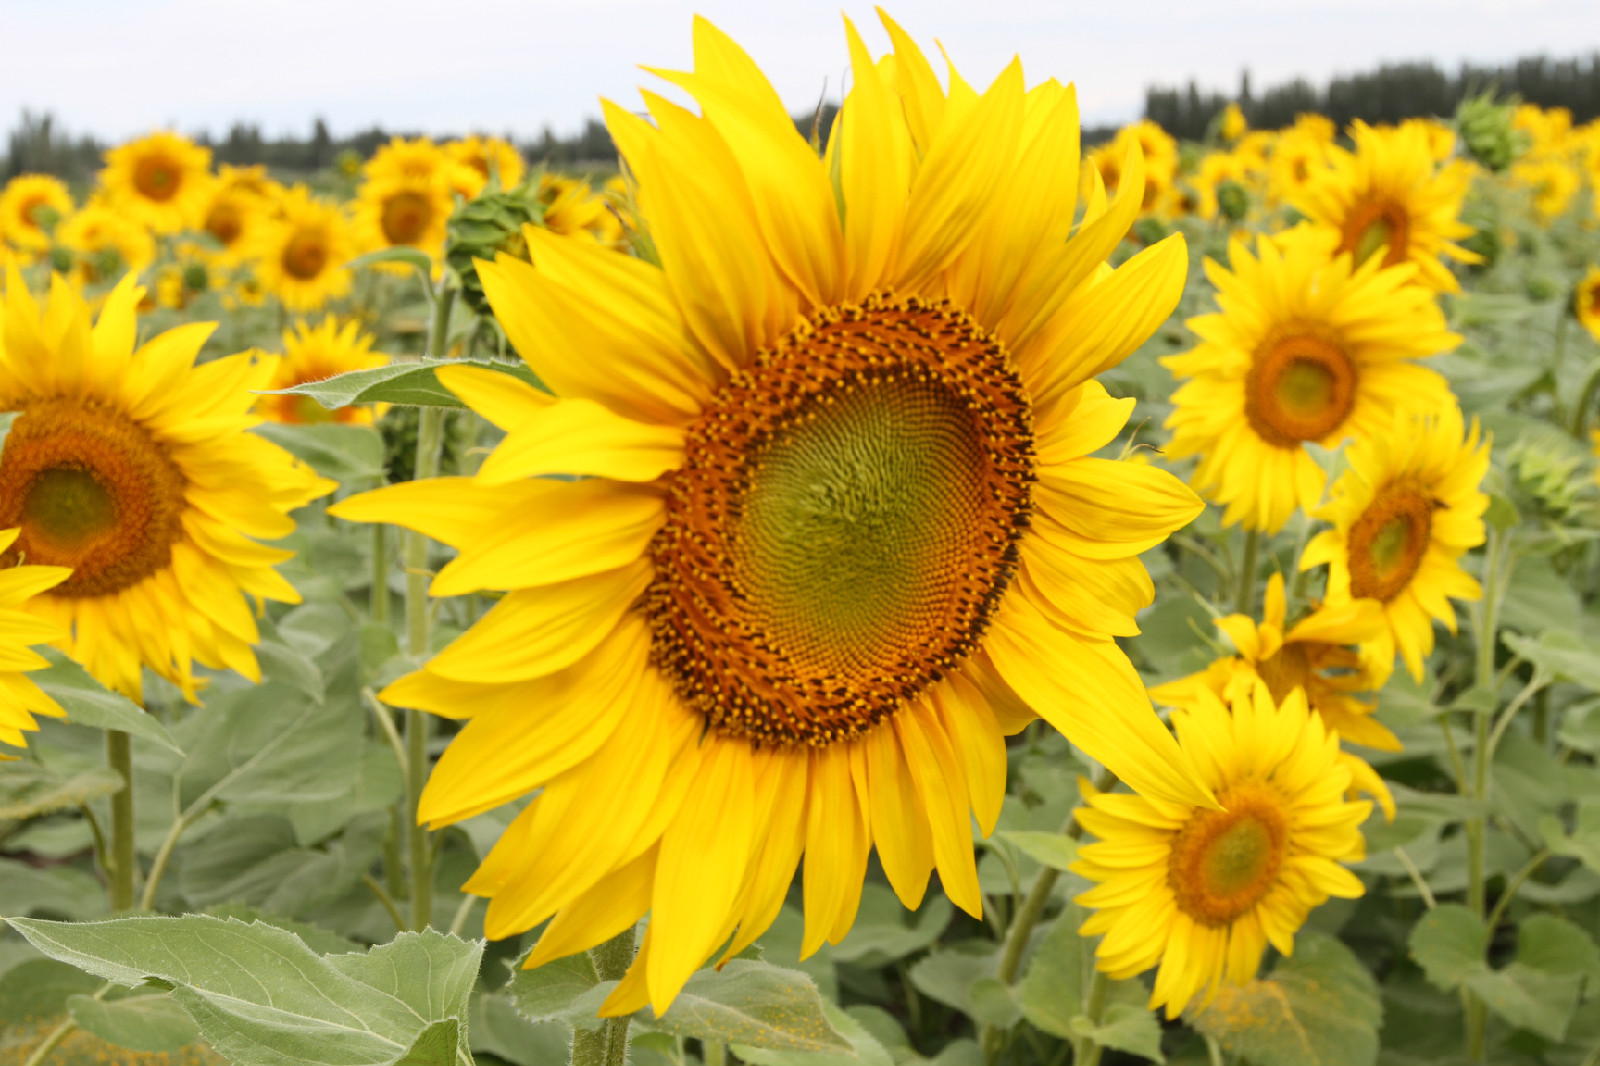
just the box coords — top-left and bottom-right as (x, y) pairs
(645, 293), (1035, 747)
(0, 398), (188, 597)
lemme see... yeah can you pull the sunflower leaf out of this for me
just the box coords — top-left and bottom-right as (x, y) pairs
(632, 959), (852, 1052)
(261, 358), (544, 410)
(68, 991), (200, 1054)
(1408, 904), (1488, 991)
(0, 762), (124, 820)
(6, 916), (483, 1066)
(31, 649), (183, 755)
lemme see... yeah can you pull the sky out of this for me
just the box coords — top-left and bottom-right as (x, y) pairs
(0, 0), (1596, 143)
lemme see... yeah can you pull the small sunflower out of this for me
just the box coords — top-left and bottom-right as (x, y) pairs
(55, 203), (156, 288)
(1291, 120), (1479, 292)
(1073, 683), (1369, 1019)
(0, 269), (334, 700)
(447, 136), (527, 198)
(1219, 103), (1248, 143)
(1304, 403), (1488, 684)
(98, 131), (212, 235)
(260, 318), (389, 425)
(365, 136), (452, 185)
(1511, 157), (1580, 221)
(332, 13), (1216, 1015)
(537, 174), (624, 246)
(0, 530), (71, 756)
(248, 185), (355, 312)
(354, 173), (453, 268)
(199, 170), (280, 266)
(1578, 265), (1600, 343)
(1266, 131), (1330, 207)
(1163, 228), (1458, 533)
(1, 175), (73, 254)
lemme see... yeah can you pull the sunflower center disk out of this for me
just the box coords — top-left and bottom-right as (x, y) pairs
(0, 399), (188, 597)
(207, 204), (243, 246)
(1169, 782), (1290, 926)
(1244, 330), (1357, 446)
(381, 192), (432, 245)
(1347, 483), (1433, 601)
(1343, 198), (1411, 268)
(1254, 642), (1313, 705)
(647, 294), (1035, 746)
(283, 233), (329, 280)
(134, 156), (180, 202)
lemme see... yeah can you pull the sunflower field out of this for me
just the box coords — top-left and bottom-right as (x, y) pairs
(4, 14), (1600, 1066)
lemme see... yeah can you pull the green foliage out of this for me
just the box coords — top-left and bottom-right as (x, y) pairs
(266, 357), (543, 410)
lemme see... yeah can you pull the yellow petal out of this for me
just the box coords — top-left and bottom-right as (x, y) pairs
(475, 397), (685, 485)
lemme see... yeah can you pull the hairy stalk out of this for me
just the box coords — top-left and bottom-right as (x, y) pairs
(1234, 529), (1259, 616)
(371, 524), (390, 624)
(1073, 968), (1111, 1066)
(106, 729), (136, 911)
(570, 926), (639, 1066)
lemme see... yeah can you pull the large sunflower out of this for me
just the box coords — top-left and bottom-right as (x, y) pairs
(332, 13), (1215, 1015)
(1303, 403), (1488, 684)
(0, 530), (70, 755)
(248, 186), (356, 312)
(0, 269), (334, 700)
(1163, 228), (1458, 533)
(1, 175), (74, 255)
(98, 131), (212, 236)
(1291, 120), (1479, 292)
(1073, 683), (1369, 1019)
(259, 317), (389, 426)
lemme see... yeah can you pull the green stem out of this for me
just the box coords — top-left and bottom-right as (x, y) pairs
(1570, 358), (1600, 439)
(1206, 1034), (1227, 1066)
(105, 730), (136, 911)
(364, 873), (409, 933)
(1073, 968), (1110, 1066)
(371, 524), (390, 624)
(20, 982), (113, 1066)
(570, 927), (638, 1066)
(703, 1042), (727, 1066)
(1234, 529), (1259, 616)
(1484, 850), (1550, 944)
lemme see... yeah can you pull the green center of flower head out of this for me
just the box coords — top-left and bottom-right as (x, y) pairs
(646, 293), (1036, 746)
(1343, 198), (1410, 269)
(1347, 482), (1433, 602)
(1203, 815), (1274, 895)
(23, 468), (117, 547)
(1246, 329), (1357, 446)
(1169, 781), (1290, 926)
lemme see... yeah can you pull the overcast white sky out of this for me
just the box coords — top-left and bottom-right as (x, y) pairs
(1, 0), (1596, 142)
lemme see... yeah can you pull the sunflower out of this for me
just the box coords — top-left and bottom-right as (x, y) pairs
(248, 185), (355, 312)
(354, 173), (453, 268)
(98, 131), (212, 235)
(0, 530), (71, 755)
(1303, 403), (1488, 685)
(1148, 572), (1398, 819)
(55, 203), (156, 288)
(259, 317), (389, 425)
(1, 175), (73, 254)
(1163, 227), (1458, 533)
(447, 136), (527, 197)
(1266, 131), (1330, 207)
(1074, 682), (1369, 1019)
(1511, 157), (1580, 221)
(213, 164), (281, 203)
(1579, 265), (1600, 343)
(1219, 103), (1248, 143)
(330, 12), (1215, 1015)
(537, 174), (624, 246)
(365, 136), (452, 185)
(0, 269), (334, 700)
(1291, 120), (1479, 292)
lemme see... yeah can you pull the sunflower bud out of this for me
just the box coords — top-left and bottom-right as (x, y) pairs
(1132, 217), (1170, 246)
(1455, 91), (1527, 172)
(1216, 180), (1250, 222)
(336, 149), (363, 178)
(1504, 432), (1586, 523)
(444, 176), (545, 316)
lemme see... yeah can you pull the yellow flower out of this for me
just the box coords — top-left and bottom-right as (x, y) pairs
(1, 175), (73, 254)
(1193, 151), (1250, 220)
(1511, 157), (1580, 221)
(365, 136), (456, 187)
(0, 529), (70, 755)
(1073, 683), (1369, 1019)
(1291, 120), (1479, 292)
(0, 269), (334, 700)
(537, 174), (624, 246)
(56, 203), (156, 288)
(1403, 117), (1457, 162)
(98, 131), (213, 235)
(1266, 131), (1330, 207)
(1289, 113), (1335, 146)
(354, 173), (454, 269)
(447, 135), (527, 197)
(331, 12), (1214, 1016)
(1578, 265), (1600, 343)
(1164, 228), (1458, 533)
(260, 317), (389, 425)
(1219, 102), (1248, 143)
(1303, 403), (1489, 684)
(199, 167), (282, 265)
(248, 185), (356, 312)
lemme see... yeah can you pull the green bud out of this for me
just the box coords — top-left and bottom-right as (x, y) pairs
(1504, 432), (1587, 522)
(445, 175), (547, 317)
(1454, 90), (1527, 172)
(49, 246), (74, 273)
(1131, 217), (1170, 246)
(182, 263), (209, 293)
(1216, 180), (1249, 222)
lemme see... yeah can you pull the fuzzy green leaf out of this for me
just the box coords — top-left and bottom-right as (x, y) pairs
(32, 649), (182, 754)
(995, 831), (1080, 871)
(0, 763), (124, 820)
(1409, 904), (1487, 991)
(254, 422), (386, 483)
(68, 991), (200, 1054)
(264, 358), (542, 410)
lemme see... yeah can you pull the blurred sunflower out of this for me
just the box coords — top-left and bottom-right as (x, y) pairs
(0, 269), (333, 699)
(1266, 131), (1330, 206)
(1510, 157), (1580, 221)
(1, 175), (73, 255)
(248, 185), (355, 312)
(1219, 102), (1248, 143)
(365, 136), (451, 184)
(1163, 228), (1458, 533)
(0, 529), (70, 756)
(1291, 120), (1479, 292)
(1073, 683), (1369, 1019)
(333, 12), (1215, 1015)
(354, 173), (453, 268)
(537, 174), (624, 246)
(1579, 265), (1600, 343)
(99, 131), (212, 235)
(259, 318), (389, 425)
(55, 202), (155, 288)
(447, 135), (527, 197)
(1305, 403), (1488, 685)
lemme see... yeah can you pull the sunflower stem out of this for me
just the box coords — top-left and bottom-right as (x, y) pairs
(1233, 529), (1259, 616)
(570, 926), (638, 1066)
(371, 523), (390, 624)
(1072, 968), (1110, 1066)
(1569, 357), (1600, 439)
(105, 729), (136, 911)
